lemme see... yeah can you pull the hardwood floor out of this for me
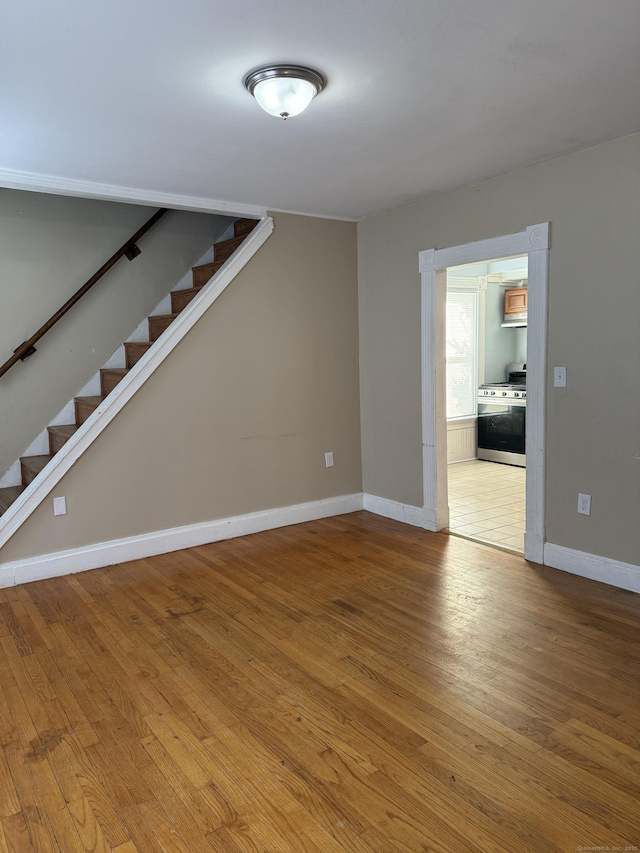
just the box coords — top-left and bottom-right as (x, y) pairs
(1, 511), (639, 852)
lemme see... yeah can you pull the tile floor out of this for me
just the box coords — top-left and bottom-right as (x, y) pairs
(447, 459), (525, 553)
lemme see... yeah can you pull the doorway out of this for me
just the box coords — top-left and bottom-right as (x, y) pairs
(445, 256), (527, 553)
(419, 224), (549, 564)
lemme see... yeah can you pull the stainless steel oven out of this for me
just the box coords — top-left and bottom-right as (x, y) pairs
(477, 384), (526, 467)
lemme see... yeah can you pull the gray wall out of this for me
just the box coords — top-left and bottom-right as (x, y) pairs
(1, 213), (362, 565)
(0, 189), (232, 476)
(358, 133), (640, 567)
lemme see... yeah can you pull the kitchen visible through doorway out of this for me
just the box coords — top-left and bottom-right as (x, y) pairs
(445, 254), (527, 554)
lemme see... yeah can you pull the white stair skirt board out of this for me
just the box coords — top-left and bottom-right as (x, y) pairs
(0, 493), (364, 589)
(544, 543), (640, 595)
(0, 217), (275, 550)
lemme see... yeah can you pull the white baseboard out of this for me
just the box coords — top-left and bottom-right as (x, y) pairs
(0, 493), (364, 589)
(365, 498), (640, 596)
(524, 532), (544, 565)
(363, 493), (424, 528)
(5, 493), (637, 596)
(421, 506), (440, 533)
(543, 543), (640, 594)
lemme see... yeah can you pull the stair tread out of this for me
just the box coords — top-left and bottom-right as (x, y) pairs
(125, 341), (153, 348)
(101, 367), (129, 374)
(215, 234), (245, 250)
(48, 423), (80, 438)
(0, 485), (25, 513)
(192, 259), (223, 272)
(21, 454), (53, 473)
(235, 218), (258, 232)
(75, 395), (103, 405)
(149, 313), (179, 321)
(171, 286), (204, 313)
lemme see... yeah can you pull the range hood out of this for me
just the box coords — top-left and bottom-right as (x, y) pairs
(501, 281), (528, 328)
(501, 313), (527, 328)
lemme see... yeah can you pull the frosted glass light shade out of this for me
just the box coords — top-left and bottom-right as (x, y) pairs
(245, 65), (325, 119)
(253, 78), (316, 118)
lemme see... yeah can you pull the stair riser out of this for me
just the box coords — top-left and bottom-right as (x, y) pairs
(125, 343), (152, 369)
(43, 423), (79, 458)
(101, 371), (126, 396)
(0, 486), (24, 513)
(234, 219), (258, 238)
(192, 261), (223, 288)
(171, 289), (201, 313)
(19, 455), (52, 487)
(148, 315), (175, 341)
(49, 432), (69, 455)
(21, 462), (39, 486)
(214, 236), (245, 264)
(75, 400), (98, 424)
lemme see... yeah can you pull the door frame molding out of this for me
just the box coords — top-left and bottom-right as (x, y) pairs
(419, 223), (550, 563)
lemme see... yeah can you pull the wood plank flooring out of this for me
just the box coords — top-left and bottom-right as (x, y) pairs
(1, 511), (639, 852)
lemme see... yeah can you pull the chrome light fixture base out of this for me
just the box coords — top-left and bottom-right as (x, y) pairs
(244, 65), (325, 119)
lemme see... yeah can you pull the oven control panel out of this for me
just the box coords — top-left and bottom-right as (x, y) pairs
(478, 389), (526, 399)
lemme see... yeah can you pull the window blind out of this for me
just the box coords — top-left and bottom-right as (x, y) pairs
(446, 290), (478, 420)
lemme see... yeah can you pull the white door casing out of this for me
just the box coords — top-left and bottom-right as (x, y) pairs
(420, 223), (550, 564)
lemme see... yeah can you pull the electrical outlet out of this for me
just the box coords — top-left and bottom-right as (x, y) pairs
(324, 451), (334, 468)
(577, 493), (591, 516)
(554, 366), (567, 387)
(53, 496), (67, 516)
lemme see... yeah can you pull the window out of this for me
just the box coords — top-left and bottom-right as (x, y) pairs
(446, 289), (478, 420)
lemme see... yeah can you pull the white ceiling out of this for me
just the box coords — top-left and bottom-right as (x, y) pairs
(1, 0), (639, 220)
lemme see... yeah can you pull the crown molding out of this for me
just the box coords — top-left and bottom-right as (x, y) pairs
(0, 167), (267, 218)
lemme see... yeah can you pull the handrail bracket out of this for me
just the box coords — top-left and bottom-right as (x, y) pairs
(124, 244), (142, 261)
(14, 343), (37, 361)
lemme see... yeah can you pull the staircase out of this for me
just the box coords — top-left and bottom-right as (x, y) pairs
(0, 217), (258, 519)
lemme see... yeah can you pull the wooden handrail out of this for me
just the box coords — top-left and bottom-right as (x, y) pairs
(0, 207), (169, 379)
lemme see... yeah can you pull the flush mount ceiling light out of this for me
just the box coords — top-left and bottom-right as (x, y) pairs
(244, 65), (325, 119)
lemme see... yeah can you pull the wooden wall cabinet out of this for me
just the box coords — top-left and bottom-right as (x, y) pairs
(504, 287), (527, 315)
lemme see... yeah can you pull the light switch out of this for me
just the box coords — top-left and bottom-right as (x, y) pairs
(553, 366), (567, 387)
